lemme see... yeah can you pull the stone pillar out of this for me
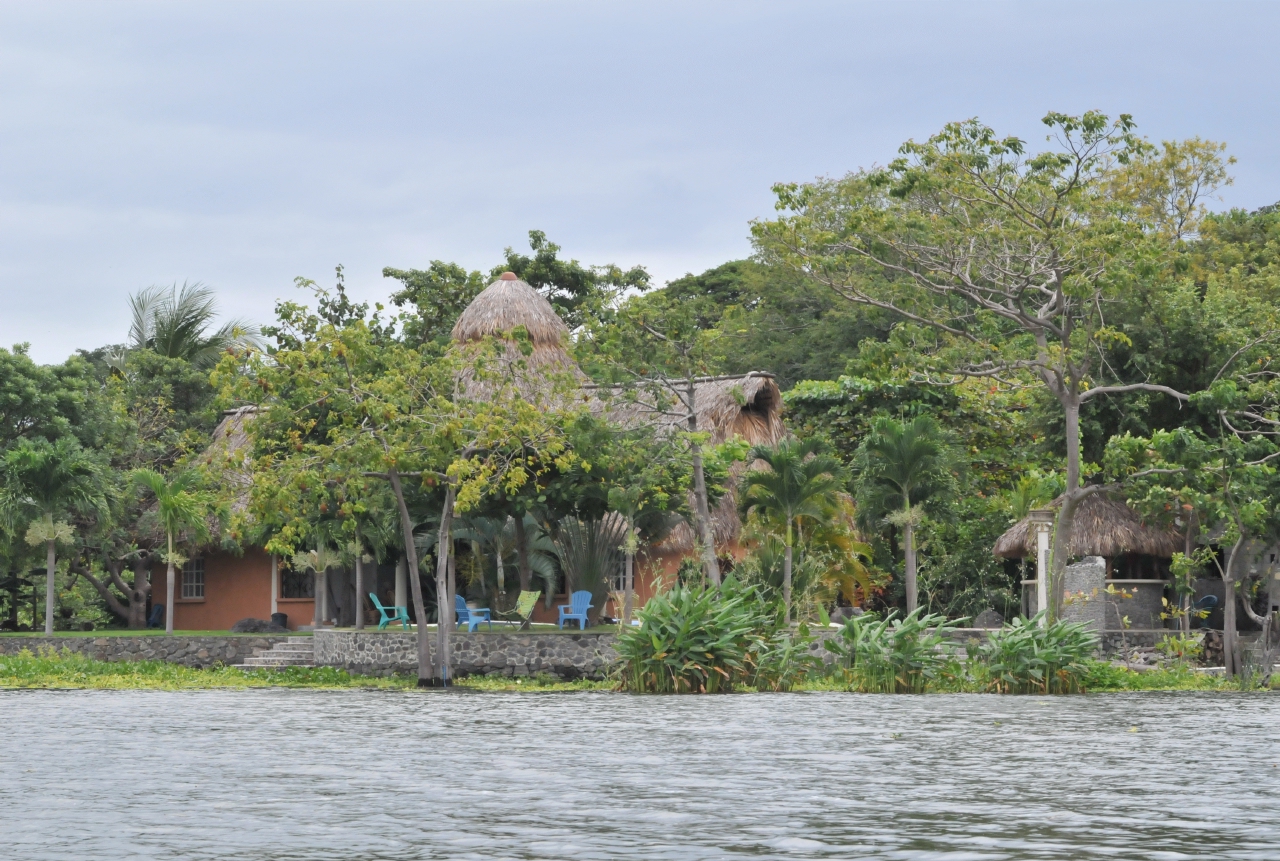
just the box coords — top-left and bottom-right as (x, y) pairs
(1061, 556), (1106, 634)
(395, 558), (408, 609)
(270, 554), (279, 616)
(1028, 508), (1054, 624)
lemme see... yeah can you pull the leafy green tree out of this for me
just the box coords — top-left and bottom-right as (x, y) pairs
(853, 416), (958, 615)
(132, 469), (214, 635)
(218, 303), (576, 684)
(2, 437), (104, 634)
(1106, 427), (1280, 675)
(383, 261), (488, 352)
(658, 260), (893, 387)
(577, 289), (734, 586)
(121, 282), (260, 369)
(740, 438), (846, 624)
(494, 229), (650, 328)
(755, 112), (1230, 618)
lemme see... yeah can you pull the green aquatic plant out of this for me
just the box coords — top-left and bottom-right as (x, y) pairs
(824, 608), (958, 693)
(977, 613), (1096, 694)
(614, 579), (817, 693)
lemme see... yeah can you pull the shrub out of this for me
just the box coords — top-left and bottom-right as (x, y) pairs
(615, 579), (817, 693)
(976, 612), (1096, 694)
(824, 608), (957, 693)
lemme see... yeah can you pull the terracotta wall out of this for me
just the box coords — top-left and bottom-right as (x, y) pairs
(152, 548), (314, 631)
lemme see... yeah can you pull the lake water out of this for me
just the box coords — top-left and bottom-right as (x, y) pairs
(1, 689), (1277, 860)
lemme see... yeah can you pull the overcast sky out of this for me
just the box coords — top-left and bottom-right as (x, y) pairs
(2, 0), (1277, 363)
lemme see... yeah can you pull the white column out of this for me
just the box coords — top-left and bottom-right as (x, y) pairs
(395, 558), (408, 609)
(1035, 525), (1050, 623)
(270, 554), (279, 616)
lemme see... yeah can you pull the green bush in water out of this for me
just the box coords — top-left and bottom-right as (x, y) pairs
(824, 608), (958, 693)
(976, 612), (1096, 694)
(615, 579), (818, 693)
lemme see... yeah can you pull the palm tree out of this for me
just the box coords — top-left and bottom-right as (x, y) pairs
(133, 469), (212, 635)
(853, 416), (958, 614)
(121, 282), (261, 369)
(291, 543), (344, 629)
(740, 438), (846, 624)
(2, 438), (103, 635)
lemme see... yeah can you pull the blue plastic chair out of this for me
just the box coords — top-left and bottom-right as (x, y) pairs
(456, 595), (492, 632)
(369, 593), (411, 630)
(557, 590), (593, 630)
(1191, 594), (1218, 628)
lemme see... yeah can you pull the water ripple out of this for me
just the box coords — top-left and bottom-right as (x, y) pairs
(0, 689), (1276, 860)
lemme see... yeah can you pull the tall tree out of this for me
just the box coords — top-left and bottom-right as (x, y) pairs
(578, 289), (733, 586)
(755, 112), (1232, 618)
(218, 304), (575, 685)
(2, 437), (103, 634)
(121, 282), (261, 369)
(740, 438), (846, 624)
(132, 469), (213, 635)
(853, 416), (958, 614)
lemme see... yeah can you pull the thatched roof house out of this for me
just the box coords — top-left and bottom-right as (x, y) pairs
(993, 493), (1181, 561)
(450, 273), (785, 553)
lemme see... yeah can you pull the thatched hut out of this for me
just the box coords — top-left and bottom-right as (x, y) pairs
(450, 272), (586, 403)
(994, 492), (1181, 579)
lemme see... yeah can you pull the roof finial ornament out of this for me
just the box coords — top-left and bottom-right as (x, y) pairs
(499, 271), (518, 281)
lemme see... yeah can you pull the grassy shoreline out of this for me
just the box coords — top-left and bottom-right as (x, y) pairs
(0, 649), (1264, 693)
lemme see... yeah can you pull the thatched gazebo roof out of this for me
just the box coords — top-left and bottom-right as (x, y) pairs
(450, 272), (585, 401)
(452, 272), (571, 350)
(993, 492), (1181, 560)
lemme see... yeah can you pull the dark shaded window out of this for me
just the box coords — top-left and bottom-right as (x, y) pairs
(283, 570), (314, 599)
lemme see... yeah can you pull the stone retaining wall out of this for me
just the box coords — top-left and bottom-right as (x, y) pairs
(0, 635), (295, 668)
(313, 630), (620, 679)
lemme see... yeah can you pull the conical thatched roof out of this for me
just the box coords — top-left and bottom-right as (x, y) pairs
(993, 492), (1181, 559)
(452, 272), (571, 348)
(450, 272), (585, 401)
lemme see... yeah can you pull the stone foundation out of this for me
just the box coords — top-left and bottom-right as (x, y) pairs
(0, 635), (297, 668)
(313, 630), (620, 679)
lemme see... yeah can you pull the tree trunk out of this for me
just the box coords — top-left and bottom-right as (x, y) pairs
(1221, 537), (1244, 676)
(1224, 575), (1238, 676)
(514, 515), (532, 592)
(387, 466), (434, 687)
(354, 547), (365, 631)
(44, 540), (56, 636)
(903, 517), (917, 615)
(496, 546), (506, 599)
(686, 380), (721, 587)
(1182, 514), (1196, 635)
(164, 552), (175, 633)
(623, 550), (634, 625)
(783, 541), (793, 626)
(434, 488), (456, 685)
(446, 541), (457, 635)
(1046, 396), (1083, 623)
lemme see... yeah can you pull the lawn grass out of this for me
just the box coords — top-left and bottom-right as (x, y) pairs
(0, 648), (611, 691)
(2, 650), (1263, 694)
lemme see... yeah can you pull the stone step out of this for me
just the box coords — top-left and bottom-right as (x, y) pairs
(260, 643), (314, 654)
(240, 637), (316, 669)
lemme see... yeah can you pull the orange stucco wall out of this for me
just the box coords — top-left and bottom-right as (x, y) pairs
(152, 548), (313, 631)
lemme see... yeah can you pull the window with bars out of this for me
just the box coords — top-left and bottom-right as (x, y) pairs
(282, 570), (314, 599)
(181, 558), (205, 599)
(611, 558), (628, 593)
